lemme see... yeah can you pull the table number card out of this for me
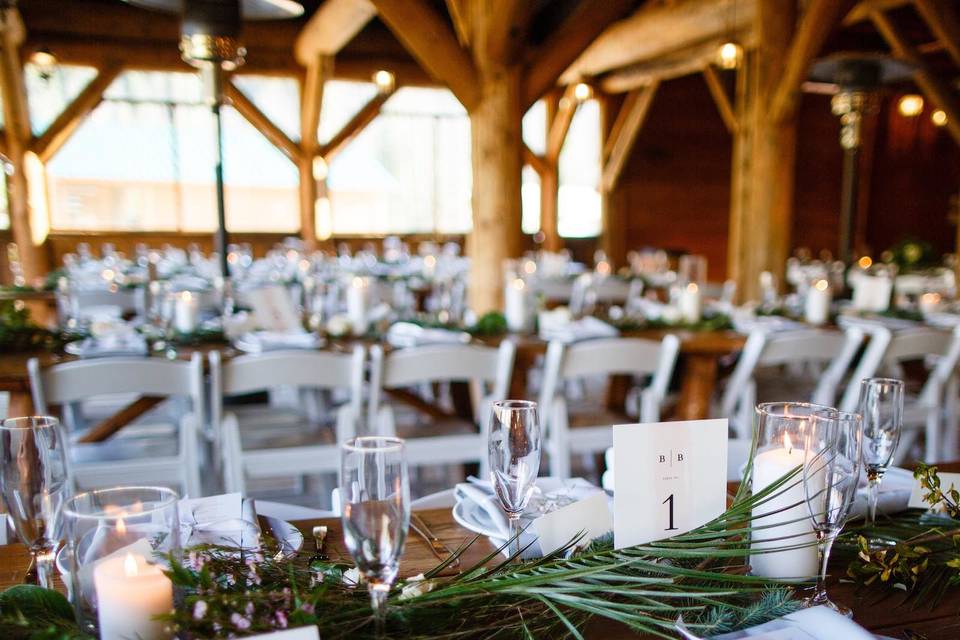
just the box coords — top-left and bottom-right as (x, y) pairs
(531, 491), (612, 555)
(248, 285), (302, 332)
(613, 419), (728, 549)
(909, 471), (960, 510)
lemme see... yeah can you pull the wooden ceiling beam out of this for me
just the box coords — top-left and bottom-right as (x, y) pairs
(31, 62), (123, 163)
(598, 37), (735, 94)
(225, 81), (302, 163)
(912, 0), (960, 69)
(320, 88), (394, 161)
(301, 55), (333, 153)
(522, 142), (548, 176)
(871, 10), (960, 146)
(843, 0), (910, 25)
(601, 80), (659, 192)
(444, 0), (471, 48)
(702, 65), (737, 135)
(522, 0), (635, 110)
(769, 0), (858, 124)
(372, 0), (479, 111)
(294, 0), (376, 66)
(561, 0), (756, 86)
(545, 84), (580, 164)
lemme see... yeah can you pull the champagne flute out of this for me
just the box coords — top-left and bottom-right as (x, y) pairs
(488, 400), (541, 558)
(0, 417), (70, 589)
(802, 410), (862, 616)
(341, 436), (409, 636)
(858, 378), (904, 527)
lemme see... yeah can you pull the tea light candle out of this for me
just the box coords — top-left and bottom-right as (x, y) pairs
(173, 291), (199, 334)
(679, 283), (701, 323)
(919, 292), (942, 315)
(504, 278), (529, 333)
(347, 277), (370, 336)
(804, 279), (831, 325)
(94, 552), (173, 640)
(750, 433), (823, 579)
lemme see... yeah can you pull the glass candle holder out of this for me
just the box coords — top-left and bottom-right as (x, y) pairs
(748, 402), (835, 580)
(62, 486), (180, 640)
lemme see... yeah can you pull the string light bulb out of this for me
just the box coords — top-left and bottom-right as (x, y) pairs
(932, 109), (948, 127)
(897, 94), (924, 117)
(29, 48), (58, 81)
(372, 69), (395, 93)
(573, 82), (593, 102)
(716, 41), (743, 70)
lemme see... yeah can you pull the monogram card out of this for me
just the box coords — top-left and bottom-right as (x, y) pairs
(613, 419), (728, 549)
(248, 285), (302, 332)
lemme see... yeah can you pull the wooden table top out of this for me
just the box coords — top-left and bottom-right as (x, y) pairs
(1, 499), (957, 639)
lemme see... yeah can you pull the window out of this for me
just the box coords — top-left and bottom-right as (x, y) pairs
(521, 101), (545, 234)
(558, 99), (601, 238)
(323, 81), (471, 235)
(45, 70), (299, 233)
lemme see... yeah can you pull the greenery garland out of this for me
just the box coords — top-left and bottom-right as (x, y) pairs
(4, 466), (960, 639)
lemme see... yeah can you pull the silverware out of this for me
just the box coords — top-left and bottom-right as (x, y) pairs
(309, 525), (329, 563)
(410, 512), (458, 568)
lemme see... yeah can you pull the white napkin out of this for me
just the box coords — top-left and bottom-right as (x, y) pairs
(235, 330), (321, 354)
(836, 312), (918, 332)
(180, 494), (261, 550)
(453, 477), (604, 558)
(685, 605), (875, 639)
(731, 312), (805, 335)
(849, 466), (914, 519)
(67, 333), (147, 358)
(386, 322), (471, 348)
(923, 311), (960, 329)
(539, 316), (618, 343)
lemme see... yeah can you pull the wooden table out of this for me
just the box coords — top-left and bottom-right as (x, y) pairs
(0, 504), (956, 638)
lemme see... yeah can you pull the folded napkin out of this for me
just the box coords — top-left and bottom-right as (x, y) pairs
(679, 605), (874, 639)
(836, 312), (918, 332)
(453, 477), (603, 558)
(234, 330), (322, 354)
(923, 311), (960, 329)
(180, 493), (261, 550)
(731, 312), (805, 335)
(539, 316), (618, 343)
(849, 466), (914, 520)
(66, 333), (148, 358)
(386, 322), (471, 348)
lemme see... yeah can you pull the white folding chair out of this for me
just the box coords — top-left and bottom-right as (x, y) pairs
(839, 325), (960, 462)
(28, 354), (204, 496)
(368, 342), (516, 475)
(209, 347), (365, 495)
(718, 327), (864, 438)
(539, 335), (680, 479)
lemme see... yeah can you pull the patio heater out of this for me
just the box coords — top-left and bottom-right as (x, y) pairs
(121, 0), (303, 280)
(809, 53), (912, 264)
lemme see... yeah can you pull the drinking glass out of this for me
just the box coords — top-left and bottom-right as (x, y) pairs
(0, 417), (70, 589)
(858, 378), (904, 526)
(488, 400), (541, 558)
(802, 410), (862, 616)
(341, 437), (410, 634)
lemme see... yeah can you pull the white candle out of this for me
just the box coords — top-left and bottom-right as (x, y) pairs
(679, 283), (702, 323)
(750, 433), (823, 580)
(852, 275), (893, 312)
(919, 292), (942, 315)
(94, 552), (173, 640)
(504, 278), (529, 332)
(422, 254), (437, 279)
(804, 279), (832, 325)
(173, 291), (199, 334)
(347, 277), (370, 336)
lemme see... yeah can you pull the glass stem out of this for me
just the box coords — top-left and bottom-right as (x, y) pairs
(812, 530), (836, 606)
(867, 476), (881, 527)
(509, 513), (521, 559)
(369, 583), (389, 638)
(34, 545), (56, 590)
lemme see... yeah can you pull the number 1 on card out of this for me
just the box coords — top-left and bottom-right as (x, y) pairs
(662, 494), (678, 530)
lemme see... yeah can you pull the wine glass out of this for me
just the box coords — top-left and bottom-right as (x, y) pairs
(858, 378), (904, 526)
(340, 437), (410, 635)
(488, 400), (541, 558)
(0, 416), (70, 589)
(802, 410), (862, 616)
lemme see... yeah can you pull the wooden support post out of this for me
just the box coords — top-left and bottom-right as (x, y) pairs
(599, 94), (626, 268)
(0, 8), (46, 282)
(702, 65), (738, 135)
(31, 62), (123, 162)
(601, 81), (659, 194)
(727, 1), (798, 302)
(225, 82), (301, 162)
(872, 10), (960, 147)
(539, 91), (561, 253)
(298, 55), (331, 250)
(319, 89), (393, 161)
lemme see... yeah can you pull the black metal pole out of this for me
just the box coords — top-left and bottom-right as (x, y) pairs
(839, 145), (860, 265)
(212, 101), (229, 279)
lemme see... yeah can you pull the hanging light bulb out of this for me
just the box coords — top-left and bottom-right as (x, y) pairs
(716, 41), (743, 70)
(29, 48), (58, 82)
(372, 69), (395, 94)
(897, 94), (924, 117)
(932, 109), (948, 127)
(573, 82), (593, 102)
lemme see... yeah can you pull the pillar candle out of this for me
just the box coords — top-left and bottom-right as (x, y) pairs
(750, 433), (823, 579)
(173, 291), (199, 334)
(504, 278), (529, 333)
(347, 277), (370, 336)
(804, 279), (832, 325)
(679, 283), (702, 323)
(94, 552), (173, 640)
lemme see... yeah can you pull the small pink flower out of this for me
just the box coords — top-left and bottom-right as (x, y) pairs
(192, 600), (208, 620)
(299, 602), (315, 615)
(275, 611), (288, 628)
(230, 613), (251, 630)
